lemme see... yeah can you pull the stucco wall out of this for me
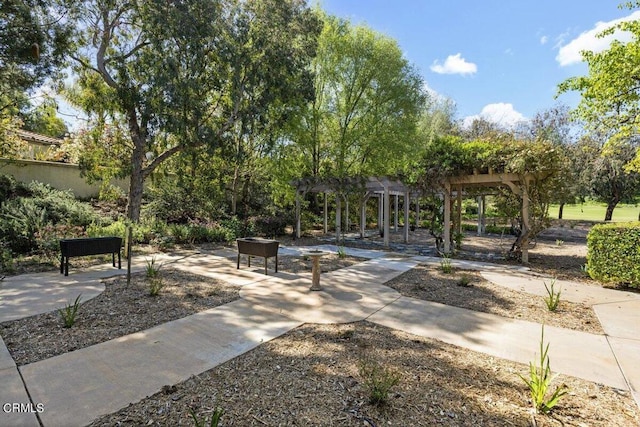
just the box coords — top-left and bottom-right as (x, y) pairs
(0, 158), (129, 199)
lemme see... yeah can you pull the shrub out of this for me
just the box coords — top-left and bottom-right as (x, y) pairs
(27, 181), (97, 226)
(219, 217), (246, 239)
(35, 224), (86, 259)
(148, 277), (164, 296)
(248, 215), (289, 238)
(0, 198), (48, 253)
(440, 256), (453, 274)
(457, 274), (472, 287)
(168, 223), (191, 243)
(0, 241), (14, 273)
(587, 222), (640, 288)
(0, 179), (101, 254)
(0, 174), (30, 203)
(358, 353), (401, 406)
(87, 219), (152, 243)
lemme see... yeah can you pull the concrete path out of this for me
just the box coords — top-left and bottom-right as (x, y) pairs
(481, 269), (640, 408)
(0, 247), (638, 426)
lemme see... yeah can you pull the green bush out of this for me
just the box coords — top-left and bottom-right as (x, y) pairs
(27, 181), (97, 226)
(0, 198), (48, 253)
(587, 222), (640, 288)
(0, 241), (14, 273)
(0, 174), (30, 203)
(0, 180), (100, 254)
(248, 215), (288, 238)
(219, 217), (247, 239)
(86, 220), (153, 243)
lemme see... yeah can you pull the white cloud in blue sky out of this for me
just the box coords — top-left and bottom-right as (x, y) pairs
(556, 11), (640, 66)
(540, 35), (549, 45)
(463, 103), (526, 129)
(430, 53), (477, 76)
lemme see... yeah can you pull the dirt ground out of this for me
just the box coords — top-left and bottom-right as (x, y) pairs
(2, 224), (639, 426)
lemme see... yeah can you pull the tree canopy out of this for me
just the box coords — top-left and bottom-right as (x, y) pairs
(281, 13), (426, 183)
(557, 3), (640, 171)
(66, 0), (321, 221)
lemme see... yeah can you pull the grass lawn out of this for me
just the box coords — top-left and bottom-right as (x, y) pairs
(549, 202), (640, 222)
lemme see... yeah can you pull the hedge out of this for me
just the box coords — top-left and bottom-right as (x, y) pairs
(587, 222), (640, 288)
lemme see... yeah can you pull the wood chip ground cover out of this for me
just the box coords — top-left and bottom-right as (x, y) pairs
(1, 232), (638, 425)
(89, 322), (638, 426)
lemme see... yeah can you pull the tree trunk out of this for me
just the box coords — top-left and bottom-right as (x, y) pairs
(558, 203), (564, 220)
(125, 107), (147, 223)
(127, 148), (145, 222)
(231, 165), (240, 215)
(604, 201), (617, 221)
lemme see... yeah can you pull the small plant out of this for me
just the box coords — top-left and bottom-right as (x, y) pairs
(440, 255), (453, 274)
(518, 325), (569, 414)
(59, 294), (82, 328)
(358, 353), (401, 406)
(148, 277), (164, 296)
(145, 256), (162, 278)
(580, 263), (589, 275)
(457, 274), (472, 287)
(543, 278), (561, 312)
(454, 231), (464, 250)
(555, 239), (564, 246)
(337, 246), (347, 259)
(189, 407), (224, 427)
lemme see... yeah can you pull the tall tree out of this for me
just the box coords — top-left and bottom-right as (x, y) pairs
(284, 13), (426, 181)
(67, 0), (320, 221)
(516, 104), (579, 219)
(557, 2), (640, 171)
(587, 140), (640, 220)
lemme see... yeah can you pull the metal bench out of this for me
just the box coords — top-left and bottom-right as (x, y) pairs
(60, 237), (122, 276)
(236, 238), (279, 275)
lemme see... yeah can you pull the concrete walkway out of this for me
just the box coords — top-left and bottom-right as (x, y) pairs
(0, 246), (638, 426)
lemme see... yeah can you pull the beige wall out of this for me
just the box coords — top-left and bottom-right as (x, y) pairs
(0, 158), (129, 199)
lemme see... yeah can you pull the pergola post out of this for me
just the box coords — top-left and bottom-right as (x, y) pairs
(415, 196), (420, 228)
(295, 191), (301, 239)
(477, 195), (485, 235)
(522, 180), (531, 264)
(444, 183), (451, 254)
(378, 195), (383, 234)
(404, 191), (410, 243)
(383, 186), (390, 247)
(323, 192), (328, 234)
(360, 193), (371, 239)
(394, 194), (399, 232)
(335, 195), (342, 243)
(345, 198), (350, 234)
(456, 186), (462, 236)
(360, 196), (367, 238)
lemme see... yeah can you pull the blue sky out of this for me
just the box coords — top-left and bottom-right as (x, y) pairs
(319, 0), (638, 127)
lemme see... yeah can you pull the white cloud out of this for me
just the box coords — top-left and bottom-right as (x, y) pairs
(463, 103), (526, 129)
(422, 82), (444, 101)
(430, 53), (477, 76)
(556, 11), (640, 66)
(540, 35), (549, 45)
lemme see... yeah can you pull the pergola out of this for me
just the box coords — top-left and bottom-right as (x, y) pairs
(443, 172), (536, 263)
(292, 171), (537, 263)
(291, 176), (421, 247)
